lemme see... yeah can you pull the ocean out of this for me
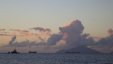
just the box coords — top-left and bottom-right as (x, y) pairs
(0, 53), (113, 64)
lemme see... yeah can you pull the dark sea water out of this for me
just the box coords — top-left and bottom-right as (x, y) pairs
(0, 53), (113, 64)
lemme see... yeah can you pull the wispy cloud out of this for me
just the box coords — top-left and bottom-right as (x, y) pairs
(0, 29), (6, 31)
(0, 33), (11, 36)
(31, 27), (51, 32)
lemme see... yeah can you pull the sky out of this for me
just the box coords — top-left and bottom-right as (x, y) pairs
(0, 0), (113, 46)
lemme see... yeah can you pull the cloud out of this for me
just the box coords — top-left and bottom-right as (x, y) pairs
(47, 34), (63, 45)
(97, 29), (113, 47)
(31, 27), (45, 32)
(10, 29), (32, 36)
(10, 29), (29, 33)
(108, 29), (113, 36)
(46, 19), (97, 53)
(85, 29), (113, 53)
(9, 35), (16, 45)
(31, 27), (51, 32)
(0, 29), (10, 36)
(0, 33), (11, 36)
(92, 29), (113, 53)
(59, 19), (84, 34)
(59, 19), (84, 49)
(45, 28), (51, 32)
(0, 29), (6, 31)
(0, 28), (29, 36)
(30, 27), (52, 41)
(2, 20), (113, 53)
(0, 31), (11, 36)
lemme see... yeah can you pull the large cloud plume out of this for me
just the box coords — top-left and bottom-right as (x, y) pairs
(46, 19), (96, 53)
(59, 20), (84, 49)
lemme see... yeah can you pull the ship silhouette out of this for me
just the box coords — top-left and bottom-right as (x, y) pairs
(28, 51), (37, 53)
(8, 49), (19, 54)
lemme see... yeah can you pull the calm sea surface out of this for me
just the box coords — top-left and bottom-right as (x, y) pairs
(0, 53), (113, 64)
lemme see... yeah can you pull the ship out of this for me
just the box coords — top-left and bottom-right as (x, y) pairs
(8, 49), (19, 54)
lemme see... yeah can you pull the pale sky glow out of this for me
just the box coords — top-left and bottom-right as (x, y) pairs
(0, 0), (113, 45)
